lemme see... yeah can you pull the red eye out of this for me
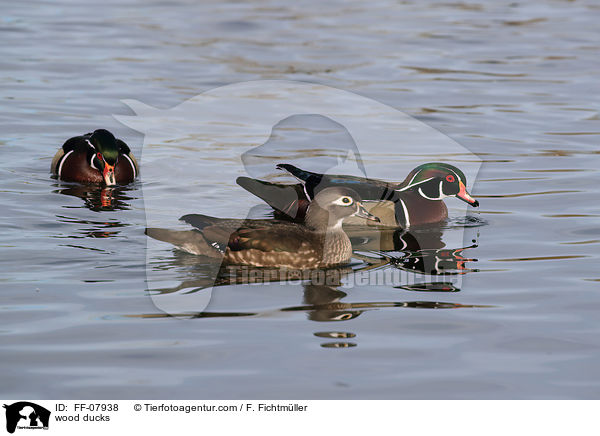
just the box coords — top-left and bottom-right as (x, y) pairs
(96, 152), (103, 161)
(446, 175), (455, 183)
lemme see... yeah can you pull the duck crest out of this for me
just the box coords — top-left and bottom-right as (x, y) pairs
(397, 163), (462, 191)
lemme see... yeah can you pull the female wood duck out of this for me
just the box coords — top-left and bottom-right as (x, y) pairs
(145, 187), (380, 269)
(237, 162), (478, 228)
(51, 129), (138, 185)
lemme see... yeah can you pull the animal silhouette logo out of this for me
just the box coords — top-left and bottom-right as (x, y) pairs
(3, 402), (50, 434)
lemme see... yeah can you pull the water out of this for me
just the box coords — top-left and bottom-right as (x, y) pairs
(1, 0), (599, 399)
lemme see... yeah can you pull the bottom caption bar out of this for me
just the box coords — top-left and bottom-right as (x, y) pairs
(0, 400), (594, 435)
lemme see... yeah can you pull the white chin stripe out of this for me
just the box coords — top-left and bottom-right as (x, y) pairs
(437, 181), (451, 199)
(418, 181), (448, 201)
(418, 187), (440, 201)
(57, 150), (74, 177)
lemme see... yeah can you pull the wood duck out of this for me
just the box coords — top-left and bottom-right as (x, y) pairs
(145, 187), (380, 269)
(237, 162), (478, 228)
(51, 129), (138, 186)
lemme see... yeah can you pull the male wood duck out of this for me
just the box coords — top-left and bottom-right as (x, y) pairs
(237, 162), (478, 228)
(51, 129), (138, 185)
(145, 187), (379, 269)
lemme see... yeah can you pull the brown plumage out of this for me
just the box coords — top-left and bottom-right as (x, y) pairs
(51, 129), (138, 185)
(145, 187), (380, 269)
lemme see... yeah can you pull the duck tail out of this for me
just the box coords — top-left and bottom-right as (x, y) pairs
(145, 228), (221, 257)
(236, 176), (306, 220)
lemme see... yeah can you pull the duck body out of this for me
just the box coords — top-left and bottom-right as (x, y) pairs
(146, 187), (379, 269)
(237, 162), (478, 228)
(151, 215), (352, 269)
(51, 129), (138, 185)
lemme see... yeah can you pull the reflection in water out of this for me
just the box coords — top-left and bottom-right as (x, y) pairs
(140, 222), (482, 347)
(347, 226), (445, 252)
(51, 183), (138, 245)
(320, 342), (357, 349)
(54, 215), (130, 239)
(53, 183), (136, 212)
(136, 251), (489, 347)
(399, 282), (461, 293)
(131, 291), (491, 348)
(384, 245), (477, 276)
(131, 297), (491, 320)
(314, 332), (356, 338)
(315, 332), (357, 348)
(350, 226), (478, 292)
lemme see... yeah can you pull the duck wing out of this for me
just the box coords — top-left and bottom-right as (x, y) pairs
(236, 176), (310, 221)
(180, 213), (304, 253)
(276, 163), (399, 202)
(226, 226), (305, 253)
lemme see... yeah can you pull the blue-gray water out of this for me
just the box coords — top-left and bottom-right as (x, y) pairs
(1, 0), (599, 399)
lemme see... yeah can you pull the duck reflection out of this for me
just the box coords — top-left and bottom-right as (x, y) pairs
(54, 214), (130, 239)
(277, 273), (365, 345)
(357, 243), (477, 277)
(137, 247), (487, 348)
(314, 332), (357, 349)
(347, 226), (444, 252)
(349, 226), (478, 292)
(53, 183), (135, 212)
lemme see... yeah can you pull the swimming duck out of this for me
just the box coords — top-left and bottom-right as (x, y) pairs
(51, 129), (138, 185)
(237, 162), (478, 228)
(145, 187), (379, 269)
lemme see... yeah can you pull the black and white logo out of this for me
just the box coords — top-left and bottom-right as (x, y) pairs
(3, 402), (50, 434)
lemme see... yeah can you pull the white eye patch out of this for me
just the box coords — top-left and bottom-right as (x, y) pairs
(333, 196), (354, 206)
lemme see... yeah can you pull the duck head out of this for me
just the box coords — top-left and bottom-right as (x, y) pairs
(397, 162), (479, 207)
(87, 129), (119, 185)
(307, 187), (380, 230)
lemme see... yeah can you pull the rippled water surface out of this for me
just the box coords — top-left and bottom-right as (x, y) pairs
(1, 0), (599, 399)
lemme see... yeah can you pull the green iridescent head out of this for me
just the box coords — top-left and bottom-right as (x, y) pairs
(89, 129), (119, 185)
(398, 162), (478, 206)
(89, 129), (119, 165)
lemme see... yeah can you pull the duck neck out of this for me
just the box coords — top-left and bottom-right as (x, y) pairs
(305, 205), (344, 233)
(396, 168), (420, 191)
